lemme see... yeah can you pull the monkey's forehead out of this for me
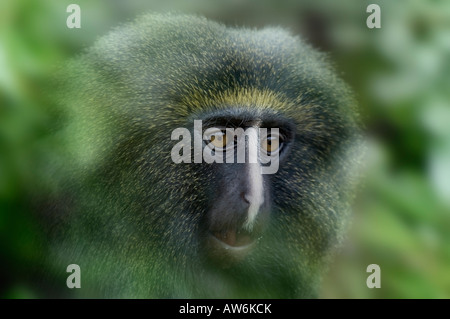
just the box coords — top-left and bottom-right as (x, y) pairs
(72, 13), (355, 123)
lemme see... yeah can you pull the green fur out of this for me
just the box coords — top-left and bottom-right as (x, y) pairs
(42, 13), (363, 298)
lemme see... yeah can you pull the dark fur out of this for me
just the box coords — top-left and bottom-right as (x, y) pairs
(41, 13), (363, 298)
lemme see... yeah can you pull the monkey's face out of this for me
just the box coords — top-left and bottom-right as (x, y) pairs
(188, 111), (297, 268)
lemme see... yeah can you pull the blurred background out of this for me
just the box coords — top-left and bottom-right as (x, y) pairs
(0, 0), (449, 298)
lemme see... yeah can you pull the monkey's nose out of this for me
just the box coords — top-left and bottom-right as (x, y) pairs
(241, 192), (250, 205)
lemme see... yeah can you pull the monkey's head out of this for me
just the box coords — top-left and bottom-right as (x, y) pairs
(48, 13), (363, 298)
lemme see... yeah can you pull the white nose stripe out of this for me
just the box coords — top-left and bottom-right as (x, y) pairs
(244, 128), (264, 230)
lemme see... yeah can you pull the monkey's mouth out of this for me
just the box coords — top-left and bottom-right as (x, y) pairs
(205, 229), (258, 268)
(210, 230), (255, 249)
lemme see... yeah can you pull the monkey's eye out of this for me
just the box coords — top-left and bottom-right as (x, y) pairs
(261, 132), (283, 155)
(205, 128), (233, 151)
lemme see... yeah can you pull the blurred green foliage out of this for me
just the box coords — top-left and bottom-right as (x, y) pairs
(0, 0), (449, 298)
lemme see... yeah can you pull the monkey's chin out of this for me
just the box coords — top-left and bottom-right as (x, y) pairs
(205, 233), (256, 268)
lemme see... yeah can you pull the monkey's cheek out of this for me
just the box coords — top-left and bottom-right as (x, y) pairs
(204, 233), (255, 269)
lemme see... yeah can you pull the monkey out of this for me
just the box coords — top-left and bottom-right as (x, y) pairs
(38, 13), (363, 298)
